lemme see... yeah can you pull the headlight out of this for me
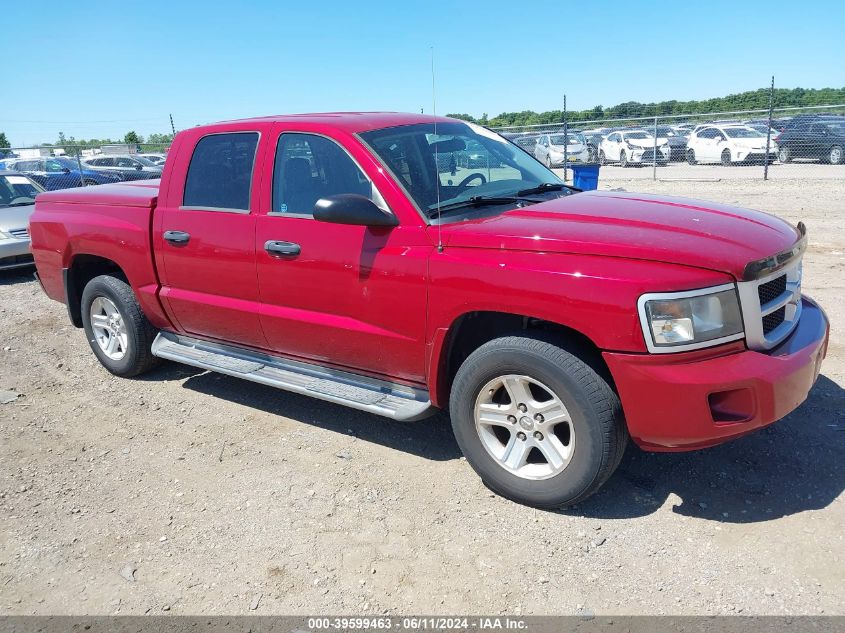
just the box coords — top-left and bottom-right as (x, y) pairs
(638, 284), (744, 353)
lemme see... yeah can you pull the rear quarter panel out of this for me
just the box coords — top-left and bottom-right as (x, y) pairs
(29, 198), (171, 329)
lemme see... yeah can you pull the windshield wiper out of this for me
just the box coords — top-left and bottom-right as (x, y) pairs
(516, 182), (569, 196)
(428, 194), (541, 218)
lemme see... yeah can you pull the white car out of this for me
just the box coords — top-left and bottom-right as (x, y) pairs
(685, 125), (778, 166)
(598, 130), (669, 167)
(138, 153), (167, 166)
(533, 132), (590, 167)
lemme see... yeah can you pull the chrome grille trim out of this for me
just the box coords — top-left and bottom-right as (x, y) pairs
(8, 228), (30, 239)
(737, 256), (802, 350)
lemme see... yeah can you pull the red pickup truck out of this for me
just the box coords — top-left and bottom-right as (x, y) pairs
(30, 113), (829, 508)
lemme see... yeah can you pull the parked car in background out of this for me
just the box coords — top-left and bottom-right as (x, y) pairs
(686, 125), (778, 166)
(581, 128), (611, 162)
(533, 132), (590, 167)
(511, 134), (539, 155)
(83, 154), (163, 180)
(0, 171), (43, 270)
(138, 153), (167, 166)
(654, 125), (688, 161)
(599, 130), (670, 166)
(8, 156), (123, 190)
(457, 140), (503, 168)
(775, 117), (845, 165)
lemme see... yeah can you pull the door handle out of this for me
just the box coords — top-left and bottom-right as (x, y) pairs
(264, 240), (301, 257)
(163, 230), (190, 245)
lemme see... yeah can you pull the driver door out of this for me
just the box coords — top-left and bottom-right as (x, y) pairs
(254, 128), (430, 383)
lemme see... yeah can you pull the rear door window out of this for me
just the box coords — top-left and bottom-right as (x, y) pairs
(183, 132), (259, 212)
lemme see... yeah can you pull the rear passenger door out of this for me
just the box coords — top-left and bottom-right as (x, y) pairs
(153, 129), (268, 349)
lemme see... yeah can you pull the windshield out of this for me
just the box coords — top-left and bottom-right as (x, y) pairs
(824, 122), (845, 132)
(624, 131), (651, 140)
(0, 174), (43, 207)
(133, 156), (158, 167)
(550, 133), (585, 145)
(724, 127), (764, 138)
(359, 121), (565, 220)
(655, 126), (676, 137)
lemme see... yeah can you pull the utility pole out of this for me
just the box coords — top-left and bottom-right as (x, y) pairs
(763, 76), (775, 181)
(169, 113), (176, 137)
(563, 94), (568, 183)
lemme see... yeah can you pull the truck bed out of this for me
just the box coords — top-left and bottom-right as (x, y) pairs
(36, 179), (160, 208)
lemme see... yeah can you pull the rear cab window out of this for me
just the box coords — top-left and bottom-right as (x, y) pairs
(183, 132), (259, 213)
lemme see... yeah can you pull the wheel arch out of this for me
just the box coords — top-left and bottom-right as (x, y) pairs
(64, 254), (126, 327)
(428, 310), (613, 409)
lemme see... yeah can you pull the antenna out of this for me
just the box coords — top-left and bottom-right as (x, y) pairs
(431, 46), (443, 253)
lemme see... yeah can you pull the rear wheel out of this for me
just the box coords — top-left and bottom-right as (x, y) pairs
(830, 145), (844, 165)
(778, 146), (791, 163)
(721, 149), (732, 166)
(449, 335), (628, 508)
(619, 150), (628, 168)
(81, 275), (161, 377)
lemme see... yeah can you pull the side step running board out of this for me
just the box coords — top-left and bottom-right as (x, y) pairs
(151, 332), (435, 421)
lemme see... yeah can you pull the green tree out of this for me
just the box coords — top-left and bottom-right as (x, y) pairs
(124, 131), (143, 144)
(0, 132), (9, 148)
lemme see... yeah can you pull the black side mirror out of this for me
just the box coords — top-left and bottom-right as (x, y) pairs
(62, 167), (71, 174)
(314, 194), (398, 227)
(136, 164), (144, 170)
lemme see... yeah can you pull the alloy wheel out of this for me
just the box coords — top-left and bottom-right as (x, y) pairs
(89, 296), (129, 361)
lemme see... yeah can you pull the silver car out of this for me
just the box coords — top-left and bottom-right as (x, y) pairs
(533, 132), (590, 167)
(0, 171), (42, 270)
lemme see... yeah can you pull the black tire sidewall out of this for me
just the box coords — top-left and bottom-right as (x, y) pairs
(81, 276), (144, 376)
(450, 342), (611, 508)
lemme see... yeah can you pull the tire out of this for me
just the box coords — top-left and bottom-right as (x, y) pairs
(545, 156), (552, 169)
(619, 150), (628, 168)
(449, 334), (628, 509)
(82, 179), (98, 187)
(830, 145), (844, 165)
(598, 150), (606, 166)
(686, 149), (697, 165)
(778, 146), (791, 163)
(81, 274), (161, 377)
(721, 149), (732, 166)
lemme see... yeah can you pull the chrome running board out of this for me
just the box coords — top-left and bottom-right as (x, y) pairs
(151, 332), (435, 421)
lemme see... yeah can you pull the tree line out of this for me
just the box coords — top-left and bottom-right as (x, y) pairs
(446, 86), (845, 128)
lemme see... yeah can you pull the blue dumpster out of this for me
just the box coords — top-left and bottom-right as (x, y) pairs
(571, 163), (600, 191)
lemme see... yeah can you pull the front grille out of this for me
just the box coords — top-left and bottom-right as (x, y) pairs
(758, 274), (787, 305)
(762, 306), (786, 334)
(737, 255), (802, 350)
(8, 228), (29, 239)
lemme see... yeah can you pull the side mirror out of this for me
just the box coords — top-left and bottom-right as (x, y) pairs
(136, 164), (144, 170)
(314, 194), (398, 227)
(62, 167), (71, 174)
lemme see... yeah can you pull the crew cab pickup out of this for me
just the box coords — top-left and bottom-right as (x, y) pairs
(29, 113), (830, 508)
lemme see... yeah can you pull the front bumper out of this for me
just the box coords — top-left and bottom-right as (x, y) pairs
(0, 238), (33, 270)
(604, 296), (829, 451)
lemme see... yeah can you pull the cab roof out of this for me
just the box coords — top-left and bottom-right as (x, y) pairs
(212, 112), (456, 134)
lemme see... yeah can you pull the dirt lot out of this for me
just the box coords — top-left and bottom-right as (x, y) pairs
(1, 176), (843, 616)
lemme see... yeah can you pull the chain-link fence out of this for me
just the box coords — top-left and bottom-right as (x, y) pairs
(2, 103), (844, 193)
(492, 104), (845, 183)
(0, 143), (169, 191)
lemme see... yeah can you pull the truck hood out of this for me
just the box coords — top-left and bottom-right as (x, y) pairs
(439, 191), (801, 280)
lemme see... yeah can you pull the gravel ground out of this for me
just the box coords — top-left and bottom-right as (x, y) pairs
(1, 177), (843, 616)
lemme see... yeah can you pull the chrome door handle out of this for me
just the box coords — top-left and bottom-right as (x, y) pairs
(264, 240), (301, 257)
(163, 230), (190, 245)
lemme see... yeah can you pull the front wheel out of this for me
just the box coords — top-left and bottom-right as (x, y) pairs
(449, 335), (628, 508)
(778, 146), (791, 163)
(686, 149), (697, 165)
(830, 145), (844, 165)
(721, 149), (732, 166)
(619, 150), (628, 168)
(598, 150), (606, 166)
(81, 274), (161, 377)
